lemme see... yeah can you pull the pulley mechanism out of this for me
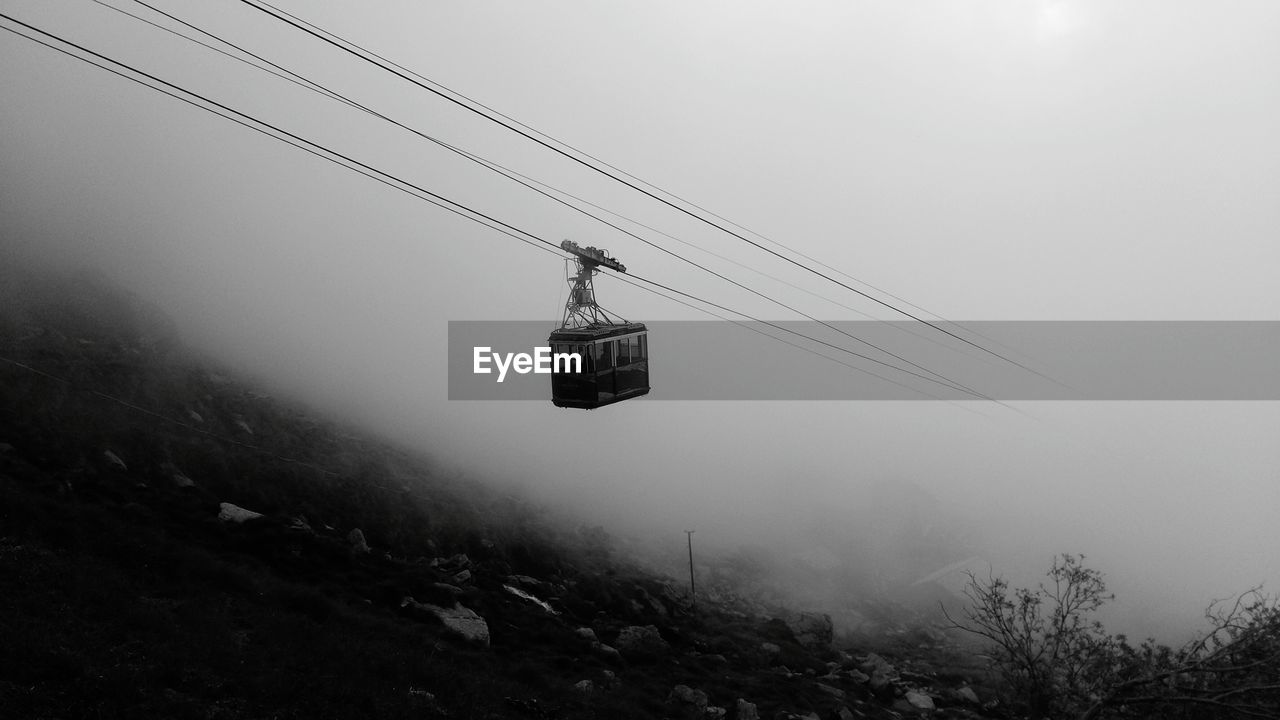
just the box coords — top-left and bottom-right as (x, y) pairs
(559, 240), (628, 329)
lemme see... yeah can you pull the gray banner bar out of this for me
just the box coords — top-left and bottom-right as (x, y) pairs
(448, 321), (1280, 401)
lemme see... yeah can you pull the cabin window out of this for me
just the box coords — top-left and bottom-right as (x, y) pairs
(616, 338), (629, 365)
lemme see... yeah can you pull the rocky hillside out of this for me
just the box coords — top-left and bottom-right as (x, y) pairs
(0, 265), (1002, 719)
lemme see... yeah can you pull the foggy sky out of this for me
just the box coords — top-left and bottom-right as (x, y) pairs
(3, 1), (1278, 641)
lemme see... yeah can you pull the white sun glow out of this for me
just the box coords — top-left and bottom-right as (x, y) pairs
(1035, 0), (1087, 41)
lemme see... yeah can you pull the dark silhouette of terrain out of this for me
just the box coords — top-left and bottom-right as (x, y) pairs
(0, 264), (1003, 719)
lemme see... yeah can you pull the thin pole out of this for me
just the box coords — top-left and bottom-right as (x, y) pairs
(685, 530), (696, 612)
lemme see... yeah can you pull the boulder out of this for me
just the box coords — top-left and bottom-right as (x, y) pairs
(667, 684), (708, 712)
(615, 624), (669, 657)
(591, 642), (622, 662)
(402, 597), (489, 646)
(858, 653), (894, 676)
(735, 699), (759, 720)
(573, 679), (594, 693)
(575, 627), (598, 642)
(868, 670), (894, 696)
(218, 502), (263, 523)
(632, 586), (670, 617)
(905, 690), (936, 711)
(348, 528), (371, 553)
(171, 472), (196, 488)
(503, 584), (556, 614)
(953, 686), (980, 704)
(784, 611), (833, 649)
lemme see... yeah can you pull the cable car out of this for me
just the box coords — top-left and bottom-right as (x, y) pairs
(549, 240), (649, 409)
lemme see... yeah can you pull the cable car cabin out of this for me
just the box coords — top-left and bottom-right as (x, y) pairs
(548, 323), (649, 409)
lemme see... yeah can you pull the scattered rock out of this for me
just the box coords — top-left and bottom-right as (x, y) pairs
(900, 669), (936, 684)
(868, 670), (893, 696)
(631, 586), (670, 618)
(187, 410), (203, 423)
(171, 471), (195, 488)
(347, 528), (370, 554)
(615, 625), (669, 657)
(953, 686), (980, 704)
(667, 684), (708, 712)
(452, 569), (472, 585)
(705, 707), (726, 719)
(234, 419), (253, 435)
(287, 516), (312, 532)
(575, 627), (598, 642)
(858, 653), (894, 677)
(218, 502), (263, 523)
(735, 698), (759, 720)
(573, 679), (594, 693)
(816, 683), (846, 700)
(784, 611), (833, 649)
(905, 690), (936, 712)
(847, 669), (870, 683)
(103, 450), (127, 471)
(401, 597), (490, 646)
(503, 584), (557, 614)
(432, 583), (465, 596)
(760, 641), (781, 657)
(836, 707), (857, 720)
(591, 642), (622, 662)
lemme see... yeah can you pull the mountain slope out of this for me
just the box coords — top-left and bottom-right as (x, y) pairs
(0, 264), (995, 719)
